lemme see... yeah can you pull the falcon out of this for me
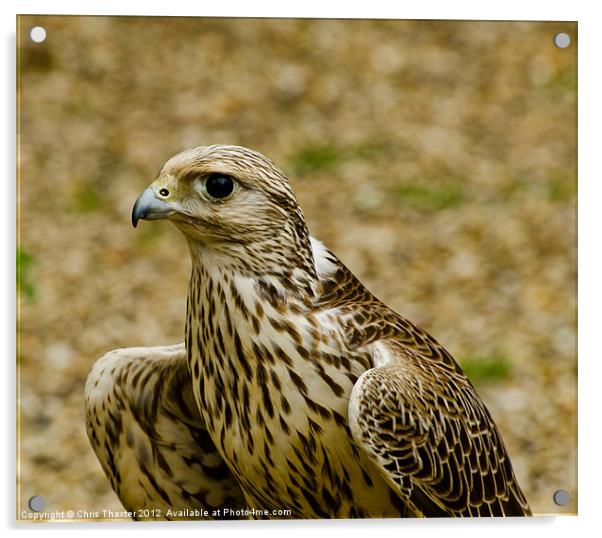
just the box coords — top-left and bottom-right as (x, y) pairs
(86, 145), (531, 518)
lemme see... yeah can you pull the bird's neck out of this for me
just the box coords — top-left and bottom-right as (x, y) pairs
(184, 240), (322, 422)
(185, 237), (321, 310)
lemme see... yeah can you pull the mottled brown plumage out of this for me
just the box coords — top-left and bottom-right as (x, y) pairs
(86, 145), (530, 518)
(85, 344), (246, 519)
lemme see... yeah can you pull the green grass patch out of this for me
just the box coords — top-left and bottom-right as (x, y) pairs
(289, 140), (393, 177)
(351, 141), (393, 161)
(72, 183), (109, 213)
(291, 145), (343, 176)
(459, 352), (513, 383)
(17, 247), (37, 300)
(394, 181), (465, 211)
(72, 150), (123, 212)
(546, 65), (577, 94)
(547, 176), (576, 202)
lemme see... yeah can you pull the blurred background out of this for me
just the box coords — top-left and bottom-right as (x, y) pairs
(17, 16), (576, 518)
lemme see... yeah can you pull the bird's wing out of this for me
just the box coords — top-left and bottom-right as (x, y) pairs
(348, 340), (531, 517)
(85, 344), (245, 519)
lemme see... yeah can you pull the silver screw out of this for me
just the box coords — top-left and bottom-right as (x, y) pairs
(553, 489), (570, 506)
(554, 32), (571, 49)
(28, 495), (46, 512)
(29, 26), (47, 43)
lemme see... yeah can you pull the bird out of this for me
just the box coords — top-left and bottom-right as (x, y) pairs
(86, 144), (531, 519)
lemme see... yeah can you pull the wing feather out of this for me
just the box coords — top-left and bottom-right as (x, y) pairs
(85, 344), (245, 519)
(349, 340), (531, 517)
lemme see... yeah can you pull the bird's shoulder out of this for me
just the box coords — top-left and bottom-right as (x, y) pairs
(310, 237), (459, 372)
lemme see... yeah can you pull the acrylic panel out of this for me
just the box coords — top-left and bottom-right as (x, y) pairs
(16, 15), (577, 521)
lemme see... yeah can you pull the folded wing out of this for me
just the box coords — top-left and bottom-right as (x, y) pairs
(85, 344), (245, 519)
(349, 341), (531, 517)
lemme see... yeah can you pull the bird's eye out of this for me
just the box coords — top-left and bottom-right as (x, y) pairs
(205, 174), (235, 199)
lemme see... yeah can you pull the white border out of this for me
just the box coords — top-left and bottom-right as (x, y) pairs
(3, 1), (600, 537)
(2, 0), (586, 20)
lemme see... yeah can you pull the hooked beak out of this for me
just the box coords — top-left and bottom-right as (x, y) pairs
(131, 187), (175, 228)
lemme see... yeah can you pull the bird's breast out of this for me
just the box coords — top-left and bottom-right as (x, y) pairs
(184, 271), (399, 516)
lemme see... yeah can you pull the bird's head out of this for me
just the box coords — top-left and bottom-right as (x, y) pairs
(132, 145), (317, 278)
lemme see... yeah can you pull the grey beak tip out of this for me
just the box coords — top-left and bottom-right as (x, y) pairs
(132, 204), (140, 224)
(131, 187), (173, 228)
(131, 197), (145, 228)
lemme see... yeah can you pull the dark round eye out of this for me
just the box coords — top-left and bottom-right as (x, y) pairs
(205, 174), (235, 199)
(159, 188), (169, 197)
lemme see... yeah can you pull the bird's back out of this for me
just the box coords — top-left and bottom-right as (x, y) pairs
(313, 243), (531, 517)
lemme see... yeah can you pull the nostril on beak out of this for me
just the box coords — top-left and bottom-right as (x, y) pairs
(131, 187), (175, 227)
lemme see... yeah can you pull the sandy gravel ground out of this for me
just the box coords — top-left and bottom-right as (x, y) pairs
(17, 16), (576, 518)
